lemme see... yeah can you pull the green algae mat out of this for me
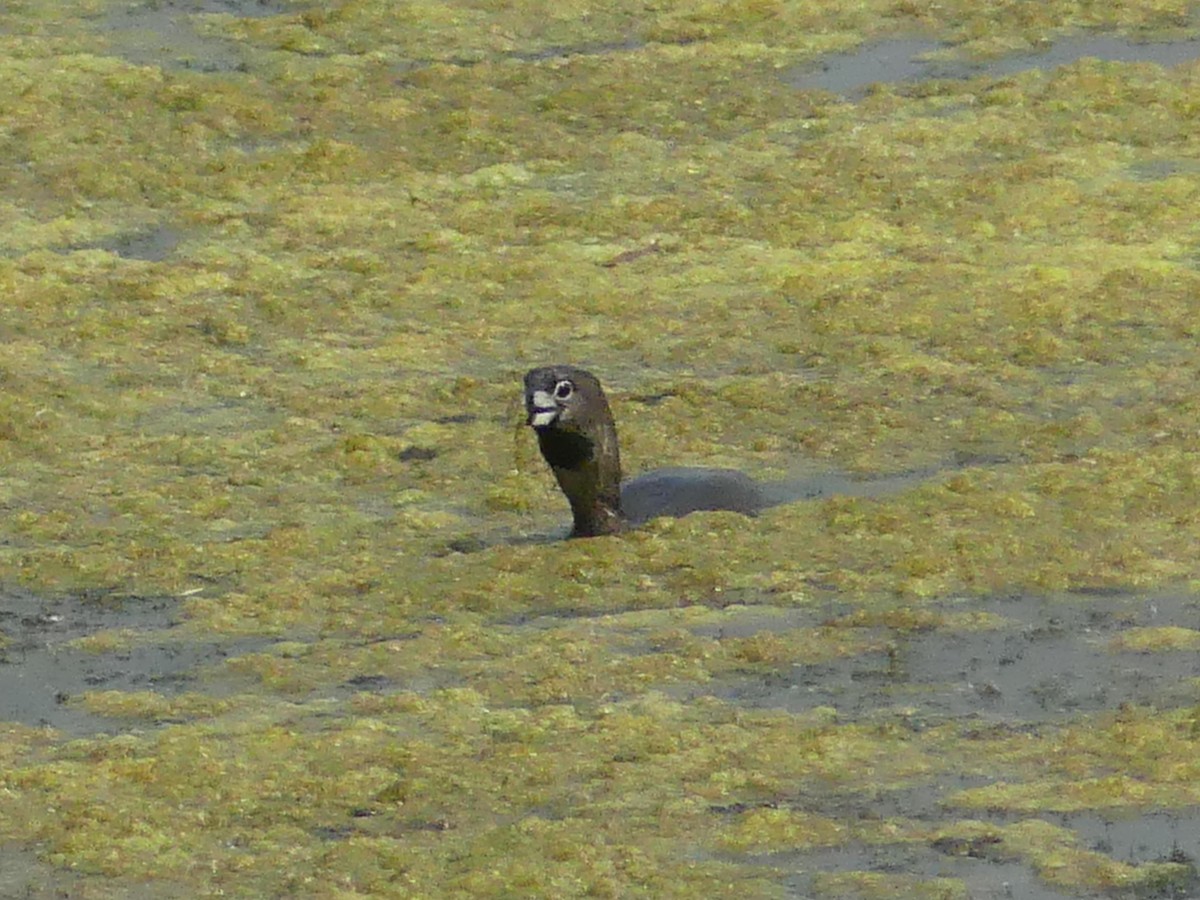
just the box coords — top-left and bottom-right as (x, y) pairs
(3, 0), (1200, 896)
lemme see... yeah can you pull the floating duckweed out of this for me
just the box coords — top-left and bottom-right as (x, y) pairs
(76, 690), (232, 721)
(3, 0), (1200, 896)
(1110, 626), (1200, 652)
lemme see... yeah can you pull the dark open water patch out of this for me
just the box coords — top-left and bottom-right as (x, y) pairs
(101, 0), (294, 72)
(59, 222), (187, 261)
(0, 840), (194, 900)
(764, 823), (1198, 899)
(98, 223), (186, 261)
(0, 587), (264, 734)
(672, 591), (1200, 723)
(705, 762), (1200, 899)
(786, 34), (1200, 99)
(675, 590), (1200, 897)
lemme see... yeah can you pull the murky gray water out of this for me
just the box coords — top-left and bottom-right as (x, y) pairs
(0, 588), (262, 734)
(102, 0), (284, 71)
(681, 590), (1200, 899)
(675, 591), (1200, 724)
(785, 35), (1200, 98)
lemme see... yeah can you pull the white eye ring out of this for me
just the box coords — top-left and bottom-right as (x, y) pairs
(554, 380), (574, 400)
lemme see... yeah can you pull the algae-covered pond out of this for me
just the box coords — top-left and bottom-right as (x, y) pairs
(3, 0), (1200, 896)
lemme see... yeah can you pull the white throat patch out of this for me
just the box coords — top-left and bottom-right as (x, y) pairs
(529, 389), (559, 427)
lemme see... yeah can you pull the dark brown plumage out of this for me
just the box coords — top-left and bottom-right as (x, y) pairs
(524, 365), (764, 537)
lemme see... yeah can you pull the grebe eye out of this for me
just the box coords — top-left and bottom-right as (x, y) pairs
(554, 380), (574, 400)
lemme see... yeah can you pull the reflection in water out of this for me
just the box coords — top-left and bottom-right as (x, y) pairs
(760, 465), (941, 507)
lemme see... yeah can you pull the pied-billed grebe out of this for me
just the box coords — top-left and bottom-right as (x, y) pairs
(524, 365), (765, 537)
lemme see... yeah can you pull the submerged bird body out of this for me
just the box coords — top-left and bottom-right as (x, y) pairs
(523, 365), (765, 537)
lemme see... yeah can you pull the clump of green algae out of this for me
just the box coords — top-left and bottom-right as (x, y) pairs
(2, 0), (1200, 895)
